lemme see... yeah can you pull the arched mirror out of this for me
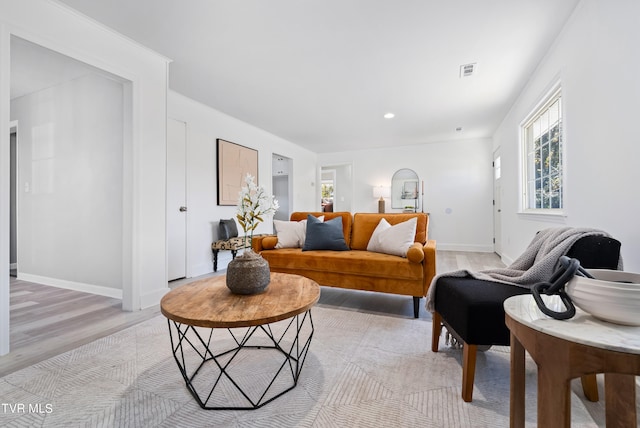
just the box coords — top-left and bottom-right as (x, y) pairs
(391, 168), (419, 211)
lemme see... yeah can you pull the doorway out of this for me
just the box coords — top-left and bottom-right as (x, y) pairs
(9, 36), (131, 297)
(272, 154), (292, 221)
(320, 164), (353, 212)
(3, 30), (138, 357)
(321, 169), (335, 212)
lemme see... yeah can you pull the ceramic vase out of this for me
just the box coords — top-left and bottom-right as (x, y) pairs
(226, 250), (271, 295)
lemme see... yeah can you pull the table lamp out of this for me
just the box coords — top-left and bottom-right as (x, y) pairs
(373, 186), (391, 213)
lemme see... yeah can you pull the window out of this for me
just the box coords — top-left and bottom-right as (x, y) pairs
(522, 86), (563, 212)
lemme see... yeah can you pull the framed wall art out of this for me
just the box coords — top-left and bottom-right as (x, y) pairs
(216, 139), (259, 206)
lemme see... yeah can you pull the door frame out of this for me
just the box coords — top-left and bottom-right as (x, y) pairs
(167, 118), (188, 281)
(9, 121), (18, 273)
(493, 148), (502, 256)
(1, 27), (146, 356)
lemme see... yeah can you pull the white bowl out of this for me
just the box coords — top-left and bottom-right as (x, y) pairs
(580, 270), (640, 290)
(566, 270), (640, 326)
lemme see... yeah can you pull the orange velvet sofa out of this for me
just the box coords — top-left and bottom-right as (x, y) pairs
(252, 212), (437, 317)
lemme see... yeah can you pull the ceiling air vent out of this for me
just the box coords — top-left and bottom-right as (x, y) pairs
(460, 63), (476, 78)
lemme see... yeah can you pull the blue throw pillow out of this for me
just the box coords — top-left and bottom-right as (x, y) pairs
(302, 215), (349, 251)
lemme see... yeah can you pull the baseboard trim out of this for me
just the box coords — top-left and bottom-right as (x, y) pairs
(500, 254), (515, 266)
(17, 273), (123, 299)
(436, 243), (495, 252)
(140, 286), (169, 310)
(190, 262), (216, 278)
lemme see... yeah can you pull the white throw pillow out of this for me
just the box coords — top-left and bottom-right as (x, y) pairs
(274, 220), (305, 248)
(366, 217), (417, 257)
(274, 216), (323, 248)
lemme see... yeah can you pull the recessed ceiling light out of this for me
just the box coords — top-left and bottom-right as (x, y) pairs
(383, 113), (395, 119)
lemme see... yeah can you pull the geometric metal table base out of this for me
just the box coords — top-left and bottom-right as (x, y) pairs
(167, 310), (314, 410)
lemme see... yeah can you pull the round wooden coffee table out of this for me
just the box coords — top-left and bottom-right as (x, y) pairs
(161, 272), (320, 410)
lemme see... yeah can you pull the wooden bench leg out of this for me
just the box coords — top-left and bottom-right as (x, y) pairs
(212, 249), (219, 272)
(462, 342), (477, 402)
(413, 296), (420, 318)
(231, 249), (238, 259)
(431, 311), (443, 352)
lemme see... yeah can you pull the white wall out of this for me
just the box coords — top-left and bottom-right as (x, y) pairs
(317, 138), (495, 251)
(11, 73), (124, 294)
(493, 0), (640, 270)
(168, 91), (318, 277)
(1, 0), (169, 355)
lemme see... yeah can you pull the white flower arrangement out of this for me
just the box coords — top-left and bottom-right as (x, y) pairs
(236, 173), (279, 246)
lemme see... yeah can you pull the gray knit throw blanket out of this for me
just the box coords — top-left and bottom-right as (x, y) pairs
(426, 227), (621, 313)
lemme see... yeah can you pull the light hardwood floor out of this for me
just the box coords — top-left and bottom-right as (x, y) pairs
(0, 250), (504, 376)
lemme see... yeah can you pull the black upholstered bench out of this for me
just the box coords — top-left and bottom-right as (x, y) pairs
(431, 235), (621, 402)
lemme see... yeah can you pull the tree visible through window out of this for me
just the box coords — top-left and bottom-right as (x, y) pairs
(523, 87), (563, 211)
(321, 182), (334, 200)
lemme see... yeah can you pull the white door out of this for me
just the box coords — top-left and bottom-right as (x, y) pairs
(167, 118), (187, 281)
(493, 151), (502, 256)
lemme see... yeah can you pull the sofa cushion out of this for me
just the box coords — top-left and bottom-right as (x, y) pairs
(303, 215), (349, 251)
(351, 213), (427, 250)
(367, 217), (417, 257)
(263, 248), (424, 281)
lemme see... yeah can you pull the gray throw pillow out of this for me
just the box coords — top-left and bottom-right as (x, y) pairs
(302, 215), (349, 251)
(219, 219), (238, 240)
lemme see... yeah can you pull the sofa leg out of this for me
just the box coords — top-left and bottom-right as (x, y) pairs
(413, 296), (420, 318)
(462, 342), (477, 402)
(431, 311), (443, 352)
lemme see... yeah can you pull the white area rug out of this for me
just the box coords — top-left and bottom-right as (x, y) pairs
(0, 306), (620, 427)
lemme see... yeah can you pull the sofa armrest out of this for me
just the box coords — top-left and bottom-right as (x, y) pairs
(422, 240), (437, 294)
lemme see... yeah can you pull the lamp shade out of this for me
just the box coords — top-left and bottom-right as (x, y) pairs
(373, 186), (391, 199)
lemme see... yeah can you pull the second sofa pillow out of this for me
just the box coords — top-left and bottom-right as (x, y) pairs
(302, 215), (349, 251)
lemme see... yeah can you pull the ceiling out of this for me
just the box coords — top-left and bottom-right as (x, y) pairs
(48, 0), (580, 153)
